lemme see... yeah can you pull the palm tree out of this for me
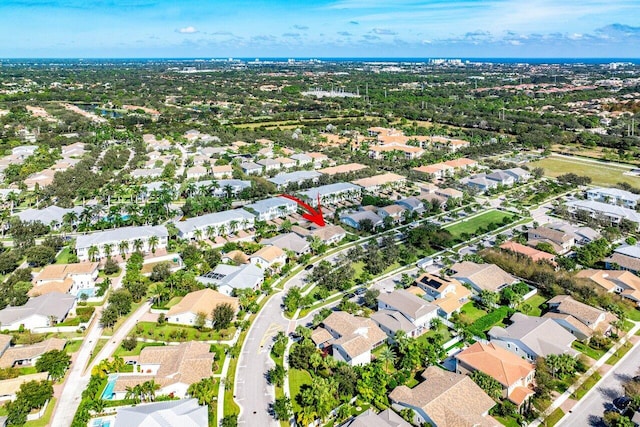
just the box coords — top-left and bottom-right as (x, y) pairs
(118, 240), (130, 259)
(88, 245), (100, 262)
(148, 235), (159, 255)
(229, 220), (239, 234)
(103, 243), (113, 258)
(194, 228), (204, 241)
(377, 346), (396, 373)
(206, 226), (216, 240)
(132, 238), (144, 253)
(142, 380), (160, 402)
(63, 211), (78, 229)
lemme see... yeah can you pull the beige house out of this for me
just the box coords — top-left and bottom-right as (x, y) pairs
(450, 261), (517, 293)
(166, 289), (238, 327)
(543, 295), (617, 341)
(30, 262), (99, 297)
(576, 269), (640, 306)
(0, 338), (66, 368)
(249, 246), (287, 272)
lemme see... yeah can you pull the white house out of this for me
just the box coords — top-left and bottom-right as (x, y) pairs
(166, 289), (238, 326)
(0, 292), (76, 331)
(244, 197), (297, 221)
(175, 209), (255, 240)
(75, 225), (169, 261)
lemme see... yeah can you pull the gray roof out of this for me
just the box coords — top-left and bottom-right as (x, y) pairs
(16, 205), (83, 224)
(114, 398), (208, 427)
(395, 197), (423, 210)
(291, 153), (312, 162)
(244, 197), (297, 214)
(371, 309), (417, 335)
(377, 290), (437, 320)
(505, 167), (530, 179)
(257, 158), (280, 167)
(341, 210), (383, 226)
(566, 200), (640, 223)
(262, 233), (310, 254)
(587, 187), (640, 202)
(486, 170), (513, 182)
(268, 170), (322, 186)
(614, 244), (640, 259)
(141, 181), (178, 193)
(0, 292), (75, 326)
(175, 209), (254, 235)
(489, 313), (578, 358)
(195, 179), (251, 195)
(198, 263), (264, 290)
(240, 161), (261, 171)
(341, 408), (411, 427)
(76, 225), (168, 249)
(299, 182), (361, 199)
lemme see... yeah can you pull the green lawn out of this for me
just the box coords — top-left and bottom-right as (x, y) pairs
(64, 340), (83, 355)
(624, 307), (640, 322)
(18, 366), (38, 375)
(572, 341), (609, 361)
(135, 321), (236, 342)
(458, 301), (488, 324)
(87, 338), (108, 367)
(419, 323), (453, 344)
(572, 372), (602, 400)
(495, 415), (521, 427)
(543, 407), (565, 427)
(522, 294), (547, 317)
(114, 341), (165, 357)
(606, 342), (633, 365)
(531, 155), (640, 187)
(444, 210), (515, 239)
(289, 368), (312, 413)
(210, 344), (227, 375)
(55, 247), (72, 264)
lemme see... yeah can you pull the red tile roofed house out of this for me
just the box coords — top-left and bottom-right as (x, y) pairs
(455, 342), (535, 407)
(389, 366), (497, 427)
(429, 136), (471, 152)
(352, 173), (406, 192)
(443, 157), (478, 170)
(369, 144), (424, 160)
(500, 241), (557, 266)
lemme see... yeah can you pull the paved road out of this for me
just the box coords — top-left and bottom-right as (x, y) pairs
(559, 345), (640, 427)
(51, 300), (152, 427)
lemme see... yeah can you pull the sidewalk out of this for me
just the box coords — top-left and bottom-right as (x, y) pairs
(530, 322), (640, 427)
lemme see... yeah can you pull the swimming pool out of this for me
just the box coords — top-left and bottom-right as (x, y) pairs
(92, 419), (111, 427)
(101, 374), (118, 400)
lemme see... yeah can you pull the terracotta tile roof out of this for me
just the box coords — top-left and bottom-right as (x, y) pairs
(251, 245), (285, 263)
(456, 342), (534, 389)
(28, 278), (73, 297)
(318, 163), (367, 175)
(316, 312), (387, 359)
(389, 366), (496, 427)
(510, 386), (535, 406)
(35, 263), (98, 281)
(352, 173), (406, 189)
(167, 289), (238, 320)
(500, 241), (556, 264)
(443, 158), (478, 168)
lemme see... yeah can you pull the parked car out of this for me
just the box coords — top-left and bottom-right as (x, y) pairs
(305, 264), (314, 271)
(613, 396), (632, 412)
(355, 287), (367, 296)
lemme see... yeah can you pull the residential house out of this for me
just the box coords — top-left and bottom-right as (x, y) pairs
(76, 225), (169, 261)
(414, 273), (471, 319)
(352, 173), (406, 192)
(434, 188), (463, 200)
(185, 166), (208, 180)
(341, 409), (411, 427)
(249, 246), (287, 271)
(500, 241), (556, 266)
(196, 179), (251, 197)
(577, 269), (640, 307)
(443, 158), (478, 170)
(175, 209), (255, 240)
(395, 197), (425, 214)
(130, 168), (163, 179)
(586, 187), (640, 209)
(111, 342), (215, 400)
(268, 170), (322, 189)
(377, 205), (406, 224)
(262, 233), (310, 256)
(290, 153), (312, 166)
(389, 366), (496, 427)
(369, 144), (424, 160)
(0, 292), (76, 331)
(0, 338), (66, 368)
(450, 261), (518, 293)
(318, 163), (367, 176)
(486, 170), (515, 187)
(311, 312), (386, 366)
(455, 342), (535, 407)
(412, 164), (454, 180)
(24, 169), (56, 190)
(113, 399), (208, 427)
(606, 245), (640, 274)
(257, 158), (281, 172)
(428, 136), (470, 152)
(275, 157), (296, 169)
(505, 167), (532, 182)
(166, 289), (238, 326)
(374, 290), (438, 338)
(244, 197), (297, 221)
(299, 182), (361, 206)
(543, 295), (617, 341)
(488, 313), (579, 361)
(566, 200), (640, 231)
(293, 224), (347, 245)
(0, 373), (49, 403)
(307, 152), (329, 167)
(462, 175), (498, 192)
(548, 222), (600, 245)
(211, 165), (233, 179)
(221, 250), (249, 265)
(527, 227), (575, 254)
(16, 205), (83, 229)
(197, 264), (264, 296)
(341, 210), (384, 230)
(240, 162), (263, 175)
(30, 262), (99, 297)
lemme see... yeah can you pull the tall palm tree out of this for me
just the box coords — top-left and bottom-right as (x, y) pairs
(229, 220), (239, 234)
(132, 238), (144, 253)
(63, 211), (78, 229)
(103, 243), (113, 258)
(88, 245), (100, 262)
(118, 240), (130, 259)
(377, 347), (396, 374)
(193, 228), (204, 241)
(148, 235), (159, 255)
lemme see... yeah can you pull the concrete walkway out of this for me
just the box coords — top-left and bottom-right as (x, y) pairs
(530, 322), (640, 427)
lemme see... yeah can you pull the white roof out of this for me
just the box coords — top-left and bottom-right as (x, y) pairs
(299, 182), (361, 199)
(76, 225), (168, 249)
(244, 197), (297, 214)
(175, 209), (254, 235)
(566, 200), (640, 223)
(0, 292), (75, 325)
(16, 205), (83, 224)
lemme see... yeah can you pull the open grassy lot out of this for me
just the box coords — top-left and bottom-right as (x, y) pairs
(530, 155), (640, 187)
(543, 408), (565, 427)
(523, 294), (547, 317)
(289, 368), (312, 413)
(55, 247), (72, 264)
(444, 210), (515, 239)
(458, 301), (488, 324)
(114, 341), (165, 357)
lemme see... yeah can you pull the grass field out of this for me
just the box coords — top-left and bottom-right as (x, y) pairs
(444, 210), (514, 239)
(135, 321), (235, 342)
(289, 368), (312, 413)
(572, 372), (602, 400)
(530, 155), (640, 187)
(458, 301), (488, 324)
(544, 408), (565, 427)
(523, 294), (547, 317)
(55, 247), (72, 264)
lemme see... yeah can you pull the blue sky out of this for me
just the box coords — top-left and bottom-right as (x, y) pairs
(1, 0), (639, 58)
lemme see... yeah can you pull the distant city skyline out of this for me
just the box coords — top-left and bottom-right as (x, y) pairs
(1, 0), (639, 58)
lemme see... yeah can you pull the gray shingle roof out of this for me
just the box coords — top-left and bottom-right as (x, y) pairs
(0, 292), (75, 326)
(244, 197), (297, 214)
(268, 170), (322, 186)
(16, 206), (83, 224)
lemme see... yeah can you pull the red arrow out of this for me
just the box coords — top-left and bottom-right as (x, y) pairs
(279, 194), (325, 227)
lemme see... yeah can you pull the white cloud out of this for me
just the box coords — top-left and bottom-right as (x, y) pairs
(177, 26), (198, 34)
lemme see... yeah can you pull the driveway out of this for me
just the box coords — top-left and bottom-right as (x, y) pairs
(559, 344), (640, 427)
